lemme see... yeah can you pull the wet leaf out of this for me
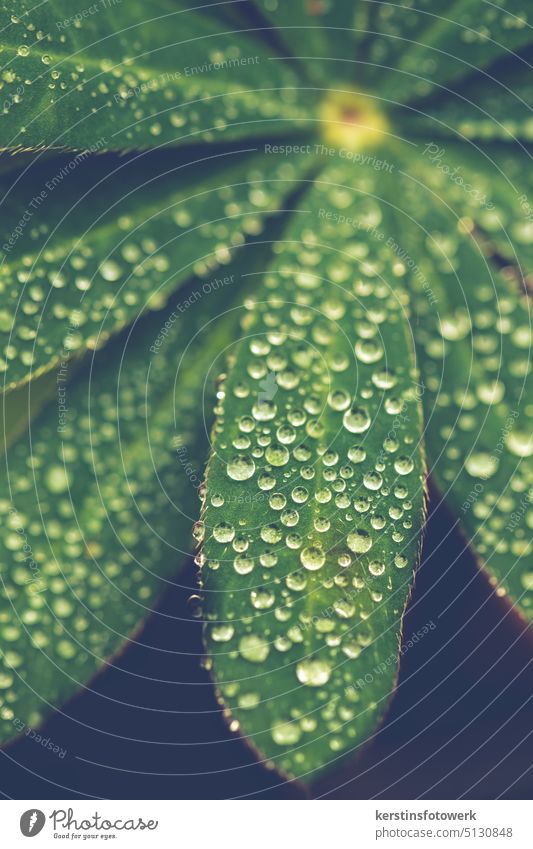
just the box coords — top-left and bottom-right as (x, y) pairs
(363, 1), (533, 103)
(201, 164), (426, 783)
(0, 251), (253, 747)
(387, 157), (533, 622)
(399, 141), (533, 285)
(0, 0), (314, 153)
(0, 150), (310, 392)
(1, 0), (532, 791)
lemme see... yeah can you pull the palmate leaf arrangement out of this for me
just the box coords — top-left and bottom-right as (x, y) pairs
(0, 0), (532, 791)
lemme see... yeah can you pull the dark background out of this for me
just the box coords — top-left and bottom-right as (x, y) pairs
(1, 483), (532, 800)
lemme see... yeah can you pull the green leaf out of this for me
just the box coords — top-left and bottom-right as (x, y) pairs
(1, 0), (530, 792)
(0, 0), (314, 153)
(386, 153), (533, 621)
(0, 248), (257, 747)
(201, 162), (426, 784)
(398, 141), (533, 285)
(362, 1), (533, 104)
(0, 149), (311, 392)
(397, 53), (533, 143)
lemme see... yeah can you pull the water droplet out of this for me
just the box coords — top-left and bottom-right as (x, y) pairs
(272, 721), (301, 745)
(334, 599), (355, 618)
(227, 455), (255, 481)
(261, 524), (282, 544)
(506, 430), (533, 458)
(394, 456), (414, 475)
(327, 389), (351, 411)
(355, 338), (383, 363)
(465, 452), (499, 479)
(439, 307), (472, 341)
(251, 588), (275, 609)
(477, 380), (505, 404)
(269, 492), (287, 511)
(265, 444), (290, 466)
(258, 472), (276, 490)
(296, 658), (331, 687)
(234, 556), (254, 575)
(368, 560), (385, 576)
(300, 545), (326, 570)
(372, 369), (397, 389)
(348, 445), (366, 463)
(239, 634), (269, 663)
(252, 399), (277, 421)
(291, 486), (309, 504)
(45, 465), (70, 494)
(99, 259), (122, 281)
(211, 624), (235, 642)
(343, 407), (371, 433)
(521, 572), (533, 591)
(347, 529), (373, 553)
(363, 470), (383, 490)
(238, 692), (260, 710)
(213, 522), (235, 543)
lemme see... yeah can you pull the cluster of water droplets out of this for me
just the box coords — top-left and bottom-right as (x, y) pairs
(395, 166), (533, 614)
(364, 0), (530, 104)
(0, 286), (227, 739)
(1, 10), (311, 148)
(0, 155), (304, 388)
(201, 175), (423, 773)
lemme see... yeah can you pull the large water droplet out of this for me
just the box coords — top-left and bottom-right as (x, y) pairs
(239, 634), (269, 663)
(300, 545), (326, 570)
(226, 454), (255, 481)
(271, 721), (302, 745)
(465, 452), (499, 479)
(213, 522), (235, 543)
(343, 407), (371, 433)
(506, 430), (533, 458)
(296, 658), (331, 687)
(265, 444), (290, 466)
(347, 529), (373, 553)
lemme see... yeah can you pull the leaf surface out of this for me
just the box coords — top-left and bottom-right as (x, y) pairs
(0, 249), (256, 747)
(399, 141), (533, 285)
(362, 1), (533, 104)
(386, 153), (533, 621)
(0, 0), (314, 152)
(397, 53), (533, 143)
(0, 149), (310, 392)
(201, 162), (426, 783)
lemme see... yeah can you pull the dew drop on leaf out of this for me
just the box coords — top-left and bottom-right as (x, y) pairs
(343, 407), (371, 433)
(464, 452), (499, 479)
(296, 659), (331, 687)
(300, 545), (326, 571)
(239, 634), (270, 663)
(347, 529), (373, 553)
(226, 455), (256, 481)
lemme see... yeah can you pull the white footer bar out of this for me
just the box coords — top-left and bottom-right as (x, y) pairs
(1, 799), (530, 847)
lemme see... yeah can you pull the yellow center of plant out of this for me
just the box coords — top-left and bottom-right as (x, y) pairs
(319, 91), (389, 152)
